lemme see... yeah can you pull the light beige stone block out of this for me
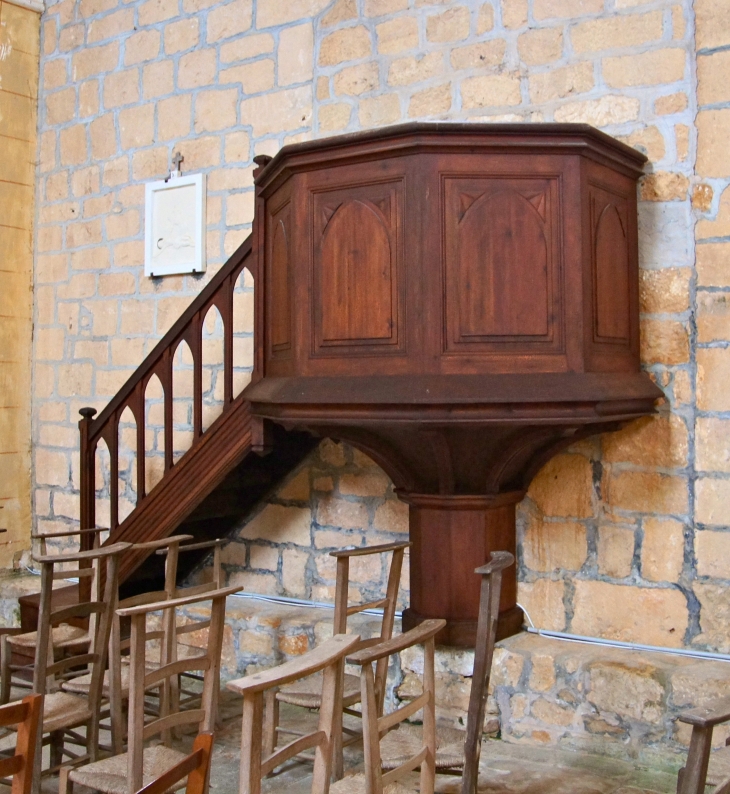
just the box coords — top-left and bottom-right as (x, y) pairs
(529, 62), (593, 102)
(409, 83), (451, 117)
(426, 6), (471, 41)
(642, 518), (684, 583)
(461, 73), (521, 108)
(319, 26), (372, 66)
(597, 525), (634, 578)
(522, 517), (587, 572)
(239, 86), (312, 136)
(279, 23), (314, 86)
(451, 40), (505, 70)
(376, 16), (418, 54)
(554, 95), (639, 125)
(207, 0), (253, 43)
(528, 454), (594, 519)
(518, 28), (562, 64)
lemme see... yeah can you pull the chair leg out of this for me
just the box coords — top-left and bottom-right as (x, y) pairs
(50, 729), (64, 770)
(332, 703), (344, 781)
(58, 765), (74, 794)
(0, 636), (11, 705)
(678, 725), (714, 794)
(263, 689), (279, 759)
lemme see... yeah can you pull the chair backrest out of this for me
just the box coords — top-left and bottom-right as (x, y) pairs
(158, 538), (225, 598)
(0, 694), (42, 794)
(117, 584), (242, 794)
(329, 541), (410, 714)
(227, 633), (361, 794)
(461, 551), (514, 794)
(32, 543), (132, 702)
(135, 732), (214, 794)
(347, 618), (446, 794)
(31, 527), (106, 602)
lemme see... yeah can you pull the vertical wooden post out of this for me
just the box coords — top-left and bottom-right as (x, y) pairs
(78, 408), (97, 549)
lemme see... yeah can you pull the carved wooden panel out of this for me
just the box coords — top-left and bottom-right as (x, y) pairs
(443, 176), (561, 353)
(590, 184), (631, 344)
(267, 201), (292, 356)
(311, 180), (404, 355)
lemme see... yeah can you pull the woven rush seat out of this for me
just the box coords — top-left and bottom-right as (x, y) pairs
(69, 745), (188, 794)
(62, 659), (160, 698)
(42, 691), (93, 733)
(277, 671), (361, 708)
(330, 771), (414, 793)
(8, 623), (88, 649)
(379, 724), (465, 770)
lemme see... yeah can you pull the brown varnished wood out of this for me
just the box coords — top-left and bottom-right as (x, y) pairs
(245, 123), (659, 645)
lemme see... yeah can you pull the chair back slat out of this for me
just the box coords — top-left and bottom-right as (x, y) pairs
(144, 656), (210, 689)
(142, 709), (205, 741)
(260, 730), (327, 777)
(50, 601), (105, 625)
(0, 754), (23, 778)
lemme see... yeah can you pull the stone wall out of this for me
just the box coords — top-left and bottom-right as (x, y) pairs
(1, 0), (40, 567)
(30, 0), (730, 653)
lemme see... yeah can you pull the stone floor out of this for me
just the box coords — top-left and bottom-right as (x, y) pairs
(3, 687), (680, 794)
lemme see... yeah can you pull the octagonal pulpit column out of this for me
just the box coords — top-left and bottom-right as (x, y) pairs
(243, 123), (662, 646)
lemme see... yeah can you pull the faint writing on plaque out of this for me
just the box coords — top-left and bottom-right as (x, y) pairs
(145, 173), (206, 277)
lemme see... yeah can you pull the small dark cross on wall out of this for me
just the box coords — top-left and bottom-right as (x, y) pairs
(172, 152), (184, 175)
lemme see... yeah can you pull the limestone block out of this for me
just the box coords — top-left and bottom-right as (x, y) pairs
(534, 0), (602, 20)
(501, 0), (528, 28)
(695, 0), (730, 50)
(696, 530), (730, 578)
(230, 570), (278, 595)
(124, 29), (160, 66)
(554, 95), (639, 125)
(522, 517), (588, 573)
(698, 51), (730, 106)
(698, 348), (730, 412)
(571, 10), (663, 52)
(478, 3), (494, 32)
(641, 518), (685, 583)
(319, 26), (372, 66)
(530, 654), (556, 691)
(319, 102), (352, 131)
(532, 697), (575, 726)
(240, 504), (313, 545)
(388, 52), (443, 86)
(603, 414), (688, 469)
(518, 578), (566, 631)
(239, 86), (312, 136)
(338, 471), (389, 498)
(178, 49), (217, 89)
(257, 0), (330, 27)
(461, 73), (521, 108)
(207, 0), (253, 43)
(426, 6), (470, 42)
(334, 62), (379, 96)
(376, 16), (418, 54)
(372, 498), (408, 533)
(142, 61), (174, 98)
(640, 172), (689, 202)
(640, 319), (689, 365)
(316, 496), (368, 531)
(324, 0), (358, 25)
(694, 584), (730, 653)
(103, 69), (140, 108)
(491, 647), (525, 689)
(518, 28), (562, 64)
(164, 18), (199, 55)
(529, 62), (594, 103)
(195, 88), (238, 132)
(450, 40), (505, 70)
(603, 48), (685, 88)
(71, 42), (119, 80)
(59, 125), (88, 167)
(587, 660), (664, 723)
(597, 525), (634, 578)
(528, 454), (594, 519)
(698, 293), (730, 344)
(639, 268), (690, 314)
(138, 0), (178, 25)
(279, 23), (314, 86)
(220, 33), (274, 63)
(572, 581), (688, 647)
(697, 110), (730, 178)
(282, 549), (309, 596)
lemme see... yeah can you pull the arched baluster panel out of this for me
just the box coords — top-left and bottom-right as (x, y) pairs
(117, 405), (138, 524)
(94, 436), (111, 531)
(201, 304), (225, 433)
(232, 266), (254, 397)
(144, 373), (165, 494)
(172, 339), (195, 464)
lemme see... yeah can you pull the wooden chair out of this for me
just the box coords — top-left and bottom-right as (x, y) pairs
(29, 542), (131, 794)
(371, 551), (513, 791)
(61, 535), (194, 753)
(329, 618), (446, 794)
(676, 700), (730, 794)
(0, 527), (105, 704)
(266, 541), (410, 779)
(227, 633), (361, 794)
(135, 732), (214, 794)
(59, 584), (241, 794)
(0, 694), (42, 794)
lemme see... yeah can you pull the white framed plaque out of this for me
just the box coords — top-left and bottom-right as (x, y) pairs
(145, 173), (206, 278)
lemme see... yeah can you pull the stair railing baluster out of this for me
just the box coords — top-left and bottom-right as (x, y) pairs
(134, 385), (146, 502)
(223, 277), (234, 407)
(109, 422), (119, 532)
(78, 408), (98, 550)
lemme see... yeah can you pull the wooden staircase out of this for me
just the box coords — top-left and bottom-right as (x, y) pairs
(77, 234), (313, 589)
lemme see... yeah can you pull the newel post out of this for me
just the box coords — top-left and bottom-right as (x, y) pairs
(78, 407), (97, 552)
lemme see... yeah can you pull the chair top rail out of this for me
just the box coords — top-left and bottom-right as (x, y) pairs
(678, 695), (730, 728)
(142, 709), (206, 741)
(0, 697), (34, 728)
(34, 541), (132, 564)
(117, 584), (242, 616)
(53, 568), (95, 580)
(347, 619), (446, 665)
(474, 551), (515, 576)
(227, 633), (361, 695)
(118, 590), (168, 610)
(31, 527), (106, 540)
(346, 599), (388, 617)
(329, 541), (412, 559)
(133, 535), (194, 552)
(86, 235), (252, 438)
